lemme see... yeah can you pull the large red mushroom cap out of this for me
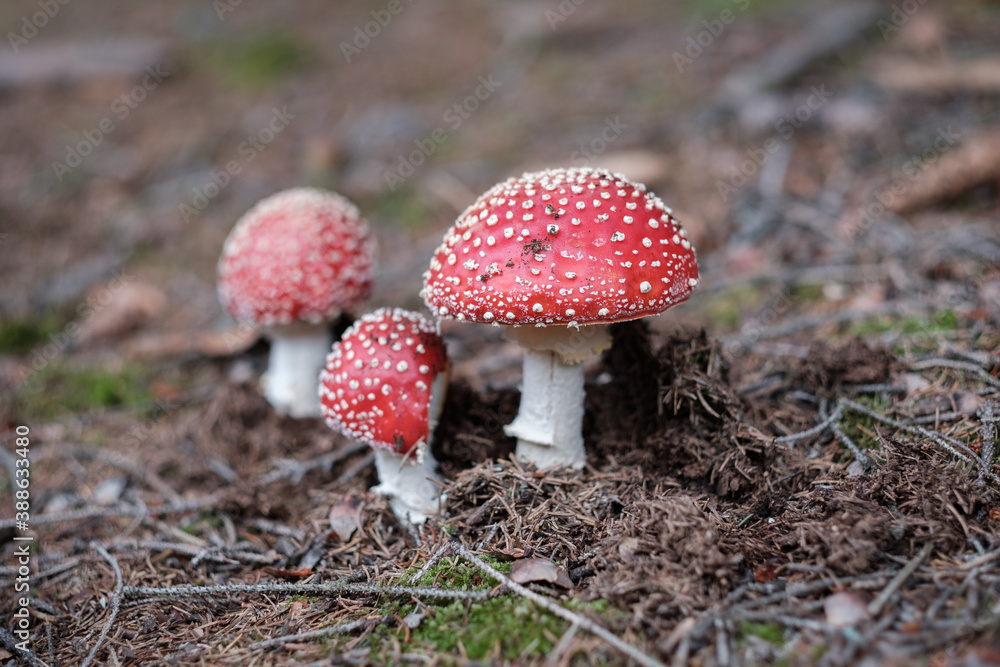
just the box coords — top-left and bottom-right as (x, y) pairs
(218, 188), (376, 327)
(420, 167), (698, 326)
(319, 308), (448, 459)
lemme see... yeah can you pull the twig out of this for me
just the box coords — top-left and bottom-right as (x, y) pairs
(66, 447), (182, 504)
(773, 405), (843, 444)
(978, 400), (998, 481)
(838, 398), (1000, 483)
(410, 541), (453, 584)
(454, 542), (664, 667)
(257, 441), (369, 485)
(911, 358), (1000, 391)
(335, 451), (376, 486)
(122, 580), (490, 602)
(81, 542), (125, 667)
(867, 544), (930, 617)
(0, 626), (49, 667)
(0, 494), (222, 531)
(248, 616), (390, 650)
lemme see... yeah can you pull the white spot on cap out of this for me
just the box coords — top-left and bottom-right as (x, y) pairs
(565, 272), (576, 279)
(575, 201), (586, 210)
(532, 303), (543, 313)
(547, 224), (558, 235)
(484, 311), (494, 321)
(640, 281), (652, 293)
(506, 312), (515, 320)
(487, 236), (496, 246)
(504, 228), (514, 239)
(642, 237), (652, 248)
(610, 232), (625, 242)
(381, 384), (391, 396)
(598, 308), (609, 317)
(419, 364), (430, 374)
(565, 308), (575, 316)
(648, 219), (659, 229)
(689, 277), (699, 287)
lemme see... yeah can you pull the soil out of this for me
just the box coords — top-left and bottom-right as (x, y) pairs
(1, 1), (1000, 665)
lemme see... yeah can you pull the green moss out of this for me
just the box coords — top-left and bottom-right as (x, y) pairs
(350, 557), (619, 662)
(17, 362), (153, 420)
(0, 313), (67, 355)
(402, 555), (511, 587)
(846, 310), (959, 338)
(790, 284), (824, 303)
(194, 30), (310, 87)
(839, 395), (889, 456)
(739, 620), (785, 645)
(364, 187), (432, 232)
(706, 285), (763, 329)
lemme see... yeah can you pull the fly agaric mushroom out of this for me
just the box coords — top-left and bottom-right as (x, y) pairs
(421, 167), (698, 469)
(218, 188), (376, 418)
(319, 308), (449, 523)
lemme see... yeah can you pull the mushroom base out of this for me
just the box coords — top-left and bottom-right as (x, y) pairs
(372, 447), (444, 524)
(264, 324), (332, 418)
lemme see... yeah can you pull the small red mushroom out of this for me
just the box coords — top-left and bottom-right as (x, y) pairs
(421, 167), (698, 469)
(319, 308), (449, 523)
(217, 188), (376, 418)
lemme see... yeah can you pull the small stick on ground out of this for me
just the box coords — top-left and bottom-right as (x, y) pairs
(454, 542), (665, 667)
(81, 542), (125, 667)
(868, 544), (930, 617)
(248, 615), (391, 650)
(122, 580), (490, 602)
(978, 400), (998, 481)
(410, 541), (453, 583)
(0, 626), (49, 667)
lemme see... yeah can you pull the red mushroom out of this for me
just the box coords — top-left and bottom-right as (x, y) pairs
(218, 188), (376, 418)
(319, 308), (449, 523)
(421, 167), (698, 469)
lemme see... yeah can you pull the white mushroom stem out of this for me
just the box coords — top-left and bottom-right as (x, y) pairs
(372, 447), (444, 524)
(370, 369), (449, 524)
(503, 324), (611, 470)
(263, 324), (332, 418)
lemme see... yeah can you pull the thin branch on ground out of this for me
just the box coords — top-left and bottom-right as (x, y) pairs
(867, 544), (931, 616)
(257, 440), (369, 485)
(122, 580), (490, 602)
(247, 615), (392, 650)
(410, 541), (454, 583)
(0, 627), (50, 667)
(0, 494), (223, 531)
(978, 400), (998, 481)
(453, 542), (665, 667)
(81, 542), (125, 667)
(910, 358), (1000, 391)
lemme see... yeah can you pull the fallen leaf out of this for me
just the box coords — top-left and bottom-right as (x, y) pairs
(77, 281), (167, 343)
(485, 546), (527, 561)
(824, 591), (871, 628)
(617, 537), (640, 560)
(402, 612), (424, 629)
(91, 477), (127, 506)
(329, 494), (364, 542)
(262, 567), (314, 581)
(754, 563), (781, 583)
(509, 557), (573, 588)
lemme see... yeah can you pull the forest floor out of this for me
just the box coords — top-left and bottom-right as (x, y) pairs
(1, 0), (1000, 665)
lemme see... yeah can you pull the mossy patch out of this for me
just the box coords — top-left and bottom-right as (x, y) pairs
(193, 30), (310, 88)
(739, 620), (785, 645)
(17, 362), (153, 420)
(0, 312), (68, 355)
(845, 310), (959, 338)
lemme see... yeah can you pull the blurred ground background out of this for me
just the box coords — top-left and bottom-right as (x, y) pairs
(1, 0), (1000, 665)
